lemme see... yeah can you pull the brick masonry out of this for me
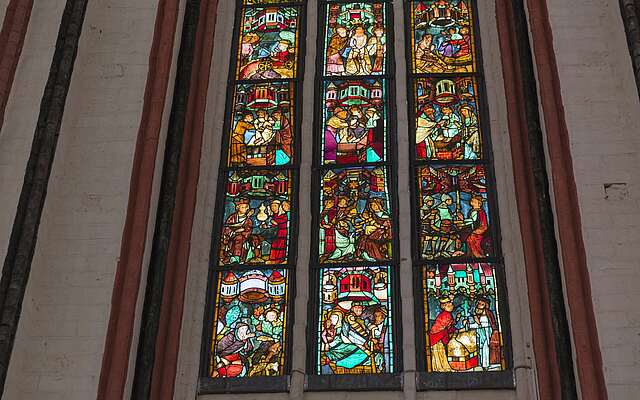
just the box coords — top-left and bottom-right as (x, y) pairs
(547, 0), (640, 398)
(1, 1), (159, 399)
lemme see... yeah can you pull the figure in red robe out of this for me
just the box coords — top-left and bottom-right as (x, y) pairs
(465, 195), (488, 257)
(269, 200), (290, 263)
(221, 198), (253, 264)
(429, 296), (458, 372)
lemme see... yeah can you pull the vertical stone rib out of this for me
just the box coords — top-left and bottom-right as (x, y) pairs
(0, 0), (88, 393)
(96, 1), (181, 399)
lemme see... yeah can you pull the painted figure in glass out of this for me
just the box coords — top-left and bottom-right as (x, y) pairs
(414, 77), (481, 160)
(219, 170), (293, 266)
(411, 0), (475, 74)
(237, 7), (299, 80)
(319, 167), (392, 263)
(322, 79), (386, 164)
(423, 264), (504, 372)
(324, 3), (386, 76)
(229, 82), (295, 166)
(318, 266), (394, 374)
(418, 165), (491, 260)
(211, 269), (289, 378)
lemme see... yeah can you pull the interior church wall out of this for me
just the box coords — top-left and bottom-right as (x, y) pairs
(546, 0), (640, 398)
(1, 1), (162, 399)
(0, 0), (65, 280)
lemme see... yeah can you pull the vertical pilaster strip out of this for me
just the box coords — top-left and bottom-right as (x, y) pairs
(148, 0), (218, 398)
(496, 0), (574, 398)
(0, 0), (34, 128)
(0, 0), (88, 392)
(525, 0), (608, 398)
(131, 0), (202, 398)
(97, 1), (181, 399)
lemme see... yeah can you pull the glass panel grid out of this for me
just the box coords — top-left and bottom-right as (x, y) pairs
(203, 0), (307, 384)
(309, 0), (401, 378)
(405, 0), (513, 381)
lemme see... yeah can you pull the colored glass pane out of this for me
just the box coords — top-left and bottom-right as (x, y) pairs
(414, 76), (482, 161)
(319, 166), (393, 264)
(417, 165), (492, 260)
(317, 266), (395, 374)
(422, 264), (505, 372)
(323, 2), (387, 76)
(218, 170), (293, 266)
(210, 269), (290, 378)
(410, 0), (476, 74)
(228, 82), (296, 167)
(321, 79), (387, 165)
(236, 6), (300, 80)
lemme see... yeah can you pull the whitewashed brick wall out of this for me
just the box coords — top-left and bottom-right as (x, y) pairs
(547, 0), (640, 398)
(2, 1), (159, 399)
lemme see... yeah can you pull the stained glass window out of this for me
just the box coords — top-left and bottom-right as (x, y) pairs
(404, 0), (513, 385)
(309, 0), (401, 384)
(203, 0), (307, 388)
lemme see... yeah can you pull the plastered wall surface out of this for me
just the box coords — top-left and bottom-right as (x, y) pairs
(0, 0), (65, 280)
(546, 0), (640, 398)
(2, 1), (159, 399)
(176, 1), (536, 399)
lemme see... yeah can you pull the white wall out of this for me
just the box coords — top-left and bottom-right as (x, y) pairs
(2, 1), (160, 399)
(547, 0), (640, 398)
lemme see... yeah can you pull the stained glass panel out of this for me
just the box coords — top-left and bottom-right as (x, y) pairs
(410, 0), (476, 74)
(228, 82), (295, 167)
(210, 269), (290, 378)
(417, 165), (492, 260)
(414, 76), (482, 160)
(319, 167), (393, 264)
(422, 264), (505, 372)
(323, 2), (387, 76)
(317, 266), (395, 374)
(236, 6), (300, 80)
(218, 170), (293, 266)
(244, 0), (296, 4)
(321, 79), (387, 164)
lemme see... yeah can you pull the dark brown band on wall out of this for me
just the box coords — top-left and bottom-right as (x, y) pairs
(0, 0), (34, 129)
(496, 1), (577, 398)
(525, 0), (608, 398)
(620, 0), (640, 95)
(96, 1), (181, 399)
(148, 0), (217, 398)
(0, 0), (88, 393)
(131, 0), (203, 398)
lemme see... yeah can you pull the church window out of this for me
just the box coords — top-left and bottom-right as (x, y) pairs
(202, 0), (307, 387)
(404, 0), (513, 386)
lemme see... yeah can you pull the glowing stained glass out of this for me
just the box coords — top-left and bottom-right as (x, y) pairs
(319, 166), (393, 264)
(422, 264), (505, 373)
(236, 6), (300, 80)
(414, 76), (482, 161)
(317, 266), (394, 374)
(218, 170), (293, 266)
(228, 82), (295, 167)
(322, 79), (387, 164)
(417, 165), (492, 260)
(410, 0), (476, 74)
(244, 0), (296, 4)
(210, 269), (290, 378)
(323, 2), (387, 76)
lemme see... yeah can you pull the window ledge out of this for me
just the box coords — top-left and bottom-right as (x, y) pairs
(305, 373), (403, 392)
(198, 375), (290, 394)
(416, 370), (515, 391)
